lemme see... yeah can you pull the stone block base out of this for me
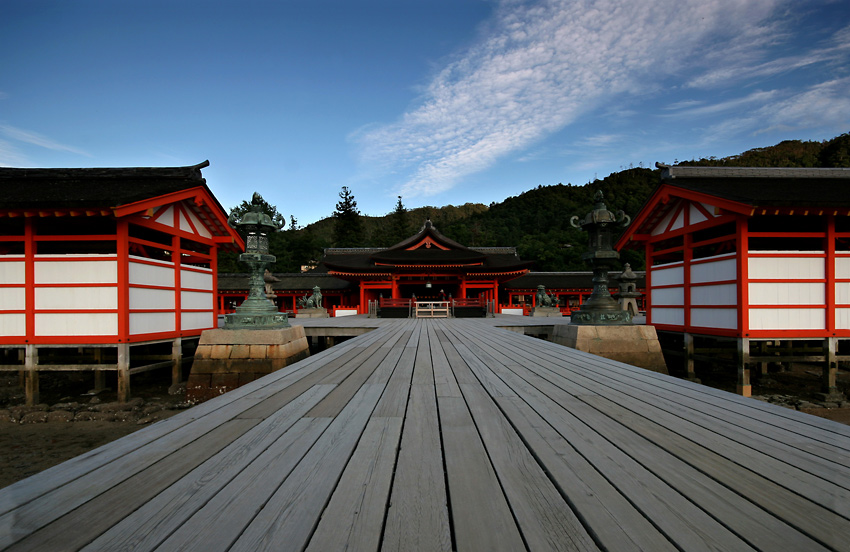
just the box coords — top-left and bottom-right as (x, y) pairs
(296, 308), (329, 318)
(530, 307), (563, 317)
(187, 326), (310, 403)
(551, 324), (668, 374)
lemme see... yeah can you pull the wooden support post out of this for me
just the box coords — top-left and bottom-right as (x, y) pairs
(172, 337), (183, 387)
(93, 347), (106, 392)
(326, 336), (335, 347)
(683, 333), (699, 382)
(823, 337), (839, 397)
(117, 343), (130, 403)
(737, 338), (751, 397)
(24, 344), (38, 406)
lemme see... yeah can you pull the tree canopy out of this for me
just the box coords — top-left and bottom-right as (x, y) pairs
(333, 186), (365, 247)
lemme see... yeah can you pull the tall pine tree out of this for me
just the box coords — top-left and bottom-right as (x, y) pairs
(388, 195), (410, 245)
(333, 186), (365, 247)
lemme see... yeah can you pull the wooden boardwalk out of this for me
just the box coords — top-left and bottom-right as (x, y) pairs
(1, 317), (849, 551)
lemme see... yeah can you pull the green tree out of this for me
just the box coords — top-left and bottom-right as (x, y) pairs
(388, 196), (410, 244)
(333, 186), (365, 247)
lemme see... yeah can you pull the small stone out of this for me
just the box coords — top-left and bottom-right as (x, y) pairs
(20, 411), (49, 424)
(89, 396), (102, 405)
(51, 402), (80, 412)
(142, 404), (165, 415)
(47, 411), (75, 423)
(137, 414), (160, 425)
(113, 411), (141, 423)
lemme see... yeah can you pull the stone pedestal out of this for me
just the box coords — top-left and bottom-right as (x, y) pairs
(551, 324), (668, 374)
(296, 307), (329, 318)
(186, 326), (310, 403)
(530, 307), (563, 317)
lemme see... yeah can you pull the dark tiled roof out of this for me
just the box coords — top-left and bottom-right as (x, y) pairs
(218, 272), (352, 291)
(658, 164), (850, 207)
(503, 271), (645, 290)
(0, 161), (212, 209)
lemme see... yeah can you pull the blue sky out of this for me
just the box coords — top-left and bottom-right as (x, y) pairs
(2, 0), (849, 225)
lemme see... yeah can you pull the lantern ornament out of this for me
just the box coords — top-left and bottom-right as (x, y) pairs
(224, 193), (290, 329)
(569, 190), (633, 325)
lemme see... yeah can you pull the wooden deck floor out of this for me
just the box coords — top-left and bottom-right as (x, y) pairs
(1, 317), (849, 551)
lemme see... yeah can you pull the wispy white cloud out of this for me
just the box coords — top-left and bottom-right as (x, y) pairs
(0, 124), (91, 157)
(355, 0), (795, 197)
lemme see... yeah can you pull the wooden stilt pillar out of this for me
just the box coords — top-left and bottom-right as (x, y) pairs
(24, 344), (38, 406)
(172, 337), (183, 387)
(823, 337), (840, 398)
(737, 338), (751, 397)
(117, 343), (130, 403)
(684, 333), (699, 382)
(93, 348), (106, 392)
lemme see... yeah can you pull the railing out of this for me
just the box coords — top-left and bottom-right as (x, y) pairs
(415, 301), (450, 318)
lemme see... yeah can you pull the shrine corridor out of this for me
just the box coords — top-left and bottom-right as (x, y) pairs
(1, 317), (849, 551)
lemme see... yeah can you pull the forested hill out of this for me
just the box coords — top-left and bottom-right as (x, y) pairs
(219, 132), (850, 273)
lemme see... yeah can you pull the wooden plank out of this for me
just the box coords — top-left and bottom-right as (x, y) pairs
(305, 416), (403, 551)
(306, 325), (408, 418)
(0, 395), (272, 548)
(8, 419), (258, 552)
(447, 323), (756, 551)
(438, 395), (526, 552)
(457, 379), (600, 551)
(372, 329), (417, 418)
(79, 384), (335, 552)
(429, 323), (462, 398)
(382, 384), (451, 551)
(582, 394), (847, 552)
(229, 384), (387, 551)
(467, 323), (850, 506)
(439, 323), (676, 551)
(456, 321), (845, 549)
(154, 417), (331, 551)
(498, 395), (678, 551)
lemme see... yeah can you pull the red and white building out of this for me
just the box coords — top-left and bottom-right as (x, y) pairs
(616, 165), (850, 396)
(0, 162), (242, 403)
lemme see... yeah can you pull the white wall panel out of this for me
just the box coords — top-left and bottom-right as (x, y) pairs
(185, 208), (212, 238)
(691, 284), (737, 306)
(179, 210), (193, 233)
(651, 308), (684, 326)
(691, 257), (736, 284)
(130, 312), (175, 335)
(0, 288), (26, 310)
(129, 261), (174, 287)
(181, 269), (212, 290)
(35, 287), (117, 310)
(690, 308), (737, 329)
(688, 203), (709, 225)
(650, 208), (677, 236)
(748, 308), (825, 330)
(836, 257), (850, 278)
(155, 205), (175, 227)
(0, 314), (25, 336)
(35, 260), (117, 284)
(130, 287), (175, 310)
(181, 311), (213, 331)
(0, 261), (25, 284)
(181, 290), (213, 310)
(651, 287), (684, 305)
(836, 283), (850, 304)
(748, 256), (824, 279)
(651, 265), (684, 286)
(836, 308), (850, 330)
(35, 313), (117, 336)
(748, 282), (825, 305)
